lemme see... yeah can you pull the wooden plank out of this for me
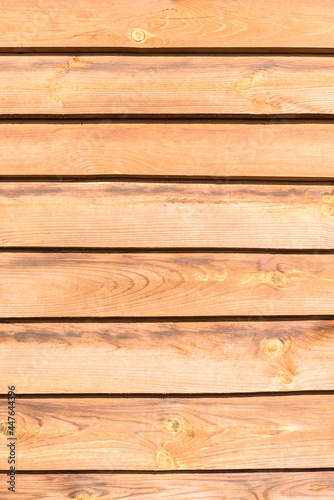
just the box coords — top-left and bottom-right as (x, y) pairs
(1, 320), (334, 394)
(2, 56), (334, 116)
(1, 253), (334, 317)
(2, 472), (334, 499)
(2, 182), (334, 249)
(2, 122), (334, 179)
(0, 395), (333, 470)
(3, 1), (334, 51)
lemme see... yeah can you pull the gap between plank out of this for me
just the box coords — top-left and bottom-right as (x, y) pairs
(1, 467), (334, 474)
(0, 390), (333, 399)
(1, 315), (334, 323)
(3, 49), (334, 55)
(1, 177), (334, 184)
(0, 248), (334, 254)
(2, 113), (334, 120)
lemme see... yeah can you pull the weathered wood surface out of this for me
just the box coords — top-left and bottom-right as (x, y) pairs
(2, 122), (334, 179)
(2, 182), (334, 249)
(2, 253), (334, 317)
(2, 472), (334, 499)
(0, 395), (333, 470)
(2, 0), (334, 50)
(2, 56), (334, 116)
(2, 320), (334, 394)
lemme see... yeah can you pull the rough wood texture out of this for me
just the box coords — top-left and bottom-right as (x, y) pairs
(2, 56), (334, 116)
(2, 0), (334, 50)
(0, 395), (333, 470)
(2, 320), (334, 394)
(2, 472), (334, 499)
(2, 253), (334, 317)
(2, 182), (334, 249)
(2, 122), (334, 179)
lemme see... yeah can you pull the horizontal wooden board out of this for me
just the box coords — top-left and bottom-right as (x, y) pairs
(2, 1), (334, 50)
(2, 122), (334, 179)
(2, 56), (334, 116)
(2, 253), (334, 317)
(2, 182), (334, 249)
(2, 472), (334, 499)
(0, 395), (333, 470)
(2, 320), (334, 394)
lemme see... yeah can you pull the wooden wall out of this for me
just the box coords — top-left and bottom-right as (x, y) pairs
(0, 1), (334, 498)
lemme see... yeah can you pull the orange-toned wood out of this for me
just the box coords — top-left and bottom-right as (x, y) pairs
(1, 182), (334, 249)
(0, 395), (333, 470)
(2, 472), (334, 499)
(1, 122), (334, 179)
(1, 253), (334, 317)
(1, 56), (334, 116)
(2, 0), (334, 50)
(1, 320), (334, 394)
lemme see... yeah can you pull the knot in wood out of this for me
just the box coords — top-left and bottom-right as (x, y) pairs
(277, 370), (294, 385)
(130, 28), (147, 42)
(264, 338), (285, 359)
(155, 450), (175, 470)
(0, 422), (10, 437)
(163, 418), (182, 434)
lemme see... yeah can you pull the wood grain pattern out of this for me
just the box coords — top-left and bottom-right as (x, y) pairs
(2, 320), (334, 394)
(2, 253), (334, 317)
(2, 56), (334, 116)
(2, 472), (334, 499)
(2, 0), (334, 50)
(2, 122), (334, 179)
(3, 0), (334, 486)
(2, 182), (334, 249)
(0, 395), (333, 470)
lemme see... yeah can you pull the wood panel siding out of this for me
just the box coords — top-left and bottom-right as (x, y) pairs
(1, 56), (334, 116)
(1, 1), (333, 494)
(2, 0), (334, 51)
(1, 320), (334, 394)
(1, 122), (334, 179)
(0, 395), (333, 470)
(1, 253), (334, 317)
(1, 182), (334, 248)
(2, 472), (334, 499)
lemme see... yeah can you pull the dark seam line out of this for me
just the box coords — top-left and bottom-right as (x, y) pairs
(2, 49), (334, 55)
(2, 117), (334, 123)
(0, 390), (333, 399)
(1, 315), (334, 323)
(2, 114), (334, 120)
(1, 177), (334, 184)
(1, 247), (334, 253)
(0, 467), (333, 474)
